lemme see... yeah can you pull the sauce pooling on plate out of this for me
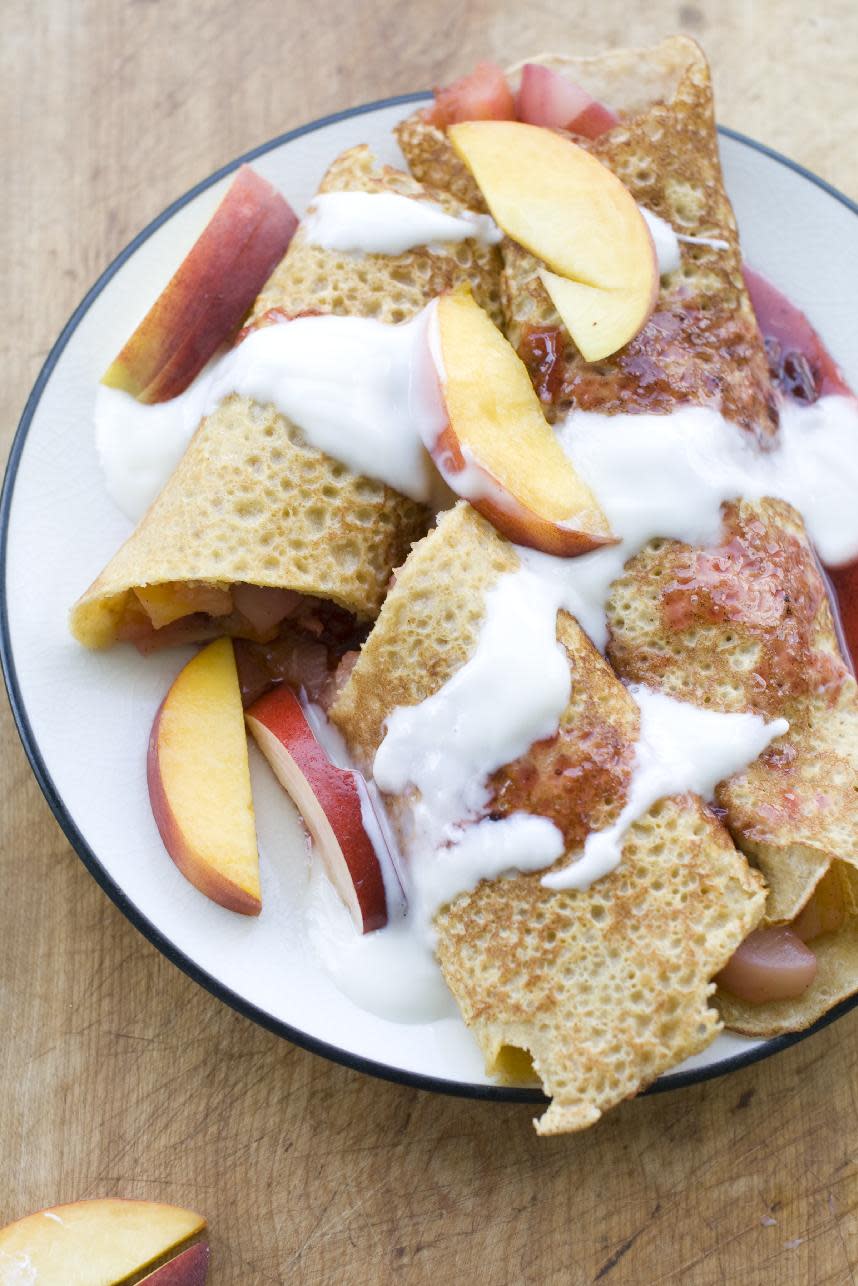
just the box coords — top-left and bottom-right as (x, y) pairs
(745, 265), (858, 668)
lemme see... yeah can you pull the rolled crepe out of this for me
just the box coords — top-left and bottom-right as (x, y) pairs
(71, 146), (502, 649)
(331, 502), (765, 1134)
(397, 37), (775, 435)
(399, 39), (858, 1004)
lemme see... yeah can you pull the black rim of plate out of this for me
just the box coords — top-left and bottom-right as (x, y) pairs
(3, 95), (858, 1109)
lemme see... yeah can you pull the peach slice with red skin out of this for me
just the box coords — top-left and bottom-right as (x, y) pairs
(517, 64), (619, 139)
(103, 166), (298, 403)
(423, 61), (516, 127)
(0, 1198), (206, 1286)
(141, 1241), (210, 1284)
(148, 638), (261, 915)
(245, 686), (389, 933)
(447, 121), (658, 360)
(429, 290), (615, 555)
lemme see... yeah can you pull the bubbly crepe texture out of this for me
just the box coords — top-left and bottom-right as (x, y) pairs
(608, 498), (858, 924)
(331, 503), (765, 1134)
(71, 146), (502, 648)
(400, 39), (858, 1015)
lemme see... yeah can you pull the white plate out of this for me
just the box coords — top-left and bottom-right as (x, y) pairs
(4, 96), (858, 1104)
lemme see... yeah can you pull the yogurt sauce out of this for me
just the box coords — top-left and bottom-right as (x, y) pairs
(303, 190), (502, 255)
(639, 207), (729, 276)
(96, 307), (447, 521)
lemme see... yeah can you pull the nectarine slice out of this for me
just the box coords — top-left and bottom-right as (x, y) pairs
(246, 686), (389, 933)
(148, 638), (261, 915)
(539, 269), (653, 363)
(103, 166), (298, 404)
(140, 1241), (210, 1284)
(0, 1197), (205, 1286)
(430, 290), (614, 555)
(448, 121), (657, 357)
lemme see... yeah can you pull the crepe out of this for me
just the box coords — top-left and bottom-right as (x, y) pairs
(70, 146), (502, 649)
(331, 503), (765, 1134)
(398, 40), (858, 1021)
(397, 37), (775, 434)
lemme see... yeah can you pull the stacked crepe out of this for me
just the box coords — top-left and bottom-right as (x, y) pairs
(70, 145), (502, 649)
(331, 502), (766, 1134)
(396, 36), (858, 1039)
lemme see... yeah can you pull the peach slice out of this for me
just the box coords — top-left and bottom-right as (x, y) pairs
(0, 1198), (205, 1286)
(141, 1241), (210, 1284)
(148, 638), (261, 915)
(448, 121), (658, 358)
(429, 290), (614, 555)
(539, 270), (655, 363)
(246, 686), (389, 933)
(103, 166), (298, 403)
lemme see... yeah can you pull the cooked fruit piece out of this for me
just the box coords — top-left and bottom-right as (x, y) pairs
(0, 1198), (205, 1286)
(135, 582), (233, 630)
(424, 61), (516, 128)
(140, 1241), (210, 1284)
(148, 638), (261, 915)
(429, 290), (614, 554)
(448, 121), (657, 357)
(246, 686), (388, 933)
(103, 166), (298, 403)
(716, 926), (818, 1003)
(517, 64), (619, 138)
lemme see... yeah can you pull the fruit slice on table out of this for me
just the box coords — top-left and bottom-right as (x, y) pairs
(424, 60), (516, 127)
(148, 637), (261, 915)
(448, 121), (657, 359)
(0, 1198), (206, 1286)
(246, 686), (389, 933)
(428, 289), (614, 555)
(103, 165), (298, 403)
(140, 1241), (210, 1285)
(516, 63), (619, 139)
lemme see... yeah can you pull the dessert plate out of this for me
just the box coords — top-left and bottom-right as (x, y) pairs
(4, 94), (858, 1103)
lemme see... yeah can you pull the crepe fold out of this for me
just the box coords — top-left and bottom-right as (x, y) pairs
(331, 503), (765, 1134)
(70, 146), (502, 649)
(398, 38), (858, 1028)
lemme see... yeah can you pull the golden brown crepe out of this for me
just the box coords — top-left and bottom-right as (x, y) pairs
(331, 503), (765, 1133)
(608, 498), (858, 923)
(70, 146), (502, 649)
(395, 39), (858, 1034)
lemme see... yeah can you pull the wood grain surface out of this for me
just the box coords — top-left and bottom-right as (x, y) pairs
(3, 2), (858, 1282)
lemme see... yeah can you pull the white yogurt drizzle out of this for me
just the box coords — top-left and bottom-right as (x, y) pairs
(640, 207), (729, 276)
(542, 689), (788, 890)
(303, 190), (502, 255)
(96, 307), (447, 521)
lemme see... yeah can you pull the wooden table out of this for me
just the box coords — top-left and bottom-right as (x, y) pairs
(3, 2), (858, 1281)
